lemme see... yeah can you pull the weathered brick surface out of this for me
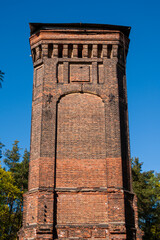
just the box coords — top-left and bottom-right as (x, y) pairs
(56, 158), (107, 188)
(28, 157), (55, 189)
(57, 192), (108, 224)
(57, 93), (106, 160)
(108, 192), (125, 223)
(18, 23), (142, 240)
(106, 158), (123, 188)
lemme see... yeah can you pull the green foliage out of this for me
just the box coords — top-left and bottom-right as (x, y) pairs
(0, 166), (22, 240)
(132, 158), (160, 240)
(0, 141), (29, 239)
(4, 140), (21, 172)
(14, 149), (30, 192)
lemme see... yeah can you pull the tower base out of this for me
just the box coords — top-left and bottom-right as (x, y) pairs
(18, 224), (142, 240)
(18, 189), (143, 240)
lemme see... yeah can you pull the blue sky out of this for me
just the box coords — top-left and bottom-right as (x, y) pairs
(0, 0), (160, 172)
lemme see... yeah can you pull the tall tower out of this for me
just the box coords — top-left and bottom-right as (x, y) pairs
(19, 23), (142, 240)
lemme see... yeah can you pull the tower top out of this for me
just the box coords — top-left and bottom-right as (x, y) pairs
(29, 22), (131, 37)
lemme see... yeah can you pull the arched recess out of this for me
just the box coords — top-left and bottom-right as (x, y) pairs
(56, 92), (106, 188)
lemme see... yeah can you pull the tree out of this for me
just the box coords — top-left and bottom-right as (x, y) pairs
(0, 166), (22, 240)
(0, 142), (4, 159)
(13, 148), (30, 192)
(132, 158), (160, 240)
(3, 140), (30, 191)
(0, 70), (4, 88)
(0, 141), (29, 239)
(4, 140), (21, 173)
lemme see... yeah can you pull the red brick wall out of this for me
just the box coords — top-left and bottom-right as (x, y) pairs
(57, 93), (106, 160)
(18, 24), (142, 240)
(57, 192), (108, 225)
(106, 157), (123, 188)
(25, 192), (38, 225)
(56, 158), (107, 188)
(108, 192), (125, 222)
(56, 93), (106, 189)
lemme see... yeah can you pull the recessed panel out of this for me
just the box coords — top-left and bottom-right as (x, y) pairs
(57, 63), (63, 83)
(57, 93), (106, 160)
(57, 193), (108, 224)
(56, 93), (106, 188)
(35, 66), (43, 87)
(98, 63), (104, 84)
(70, 63), (91, 82)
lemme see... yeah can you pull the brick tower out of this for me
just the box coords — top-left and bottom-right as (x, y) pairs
(18, 23), (142, 240)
